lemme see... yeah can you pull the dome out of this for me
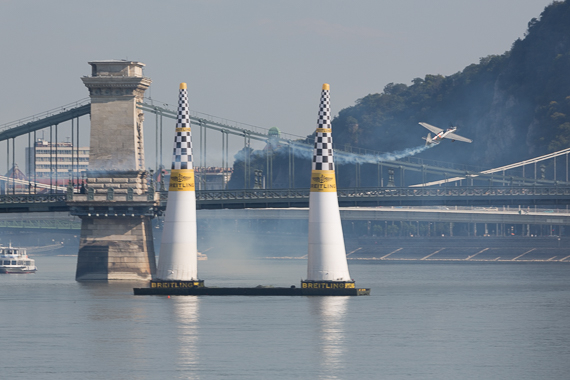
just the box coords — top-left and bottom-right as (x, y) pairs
(268, 127), (281, 138)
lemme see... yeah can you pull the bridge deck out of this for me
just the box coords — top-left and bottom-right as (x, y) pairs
(2, 186), (570, 214)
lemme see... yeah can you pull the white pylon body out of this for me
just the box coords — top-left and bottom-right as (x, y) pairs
(156, 83), (199, 281)
(306, 84), (351, 282)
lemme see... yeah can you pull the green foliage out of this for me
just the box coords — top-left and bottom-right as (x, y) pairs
(227, 1), (570, 188)
(331, 0), (570, 167)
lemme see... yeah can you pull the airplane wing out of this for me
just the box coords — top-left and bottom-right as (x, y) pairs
(418, 122), (443, 134)
(444, 132), (472, 143)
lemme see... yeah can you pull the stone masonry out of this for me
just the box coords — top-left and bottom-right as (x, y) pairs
(75, 216), (156, 280)
(73, 60), (157, 281)
(82, 60), (151, 194)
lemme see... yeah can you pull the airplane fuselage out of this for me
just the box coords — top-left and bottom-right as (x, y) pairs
(430, 127), (457, 144)
(419, 122), (472, 146)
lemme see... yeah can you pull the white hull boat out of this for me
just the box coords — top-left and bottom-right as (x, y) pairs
(0, 245), (37, 274)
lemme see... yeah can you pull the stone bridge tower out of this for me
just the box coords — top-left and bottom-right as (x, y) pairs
(71, 60), (157, 281)
(82, 61), (149, 175)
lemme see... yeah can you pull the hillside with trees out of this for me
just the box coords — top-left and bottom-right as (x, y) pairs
(228, 0), (570, 189)
(332, 0), (570, 168)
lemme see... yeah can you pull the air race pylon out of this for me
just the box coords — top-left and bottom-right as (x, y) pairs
(303, 84), (355, 293)
(133, 83), (369, 296)
(154, 83), (203, 288)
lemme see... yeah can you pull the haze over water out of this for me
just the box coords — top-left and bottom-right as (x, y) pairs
(2, 255), (570, 379)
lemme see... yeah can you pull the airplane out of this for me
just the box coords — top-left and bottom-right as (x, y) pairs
(419, 122), (473, 146)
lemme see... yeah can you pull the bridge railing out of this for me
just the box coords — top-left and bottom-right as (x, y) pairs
(3, 186), (570, 204)
(194, 188), (310, 201)
(0, 98), (90, 133)
(337, 186), (570, 197)
(0, 193), (67, 204)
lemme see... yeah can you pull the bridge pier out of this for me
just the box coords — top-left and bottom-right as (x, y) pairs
(75, 214), (156, 280)
(74, 60), (156, 281)
(69, 190), (159, 280)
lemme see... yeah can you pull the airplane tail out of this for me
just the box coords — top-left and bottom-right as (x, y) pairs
(422, 133), (432, 146)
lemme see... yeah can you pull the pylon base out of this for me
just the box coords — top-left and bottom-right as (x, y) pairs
(134, 281), (370, 296)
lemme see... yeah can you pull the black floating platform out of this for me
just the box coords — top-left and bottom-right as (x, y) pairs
(134, 280), (370, 296)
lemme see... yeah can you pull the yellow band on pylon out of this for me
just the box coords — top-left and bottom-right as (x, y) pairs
(176, 127), (191, 133)
(180, 83), (187, 90)
(310, 170), (337, 192)
(169, 169), (195, 191)
(316, 128), (331, 133)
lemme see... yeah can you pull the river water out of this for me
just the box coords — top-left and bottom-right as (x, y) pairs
(1, 255), (570, 380)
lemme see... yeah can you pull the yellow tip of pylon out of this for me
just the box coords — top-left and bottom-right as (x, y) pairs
(180, 83), (187, 90)
(322, 83), (330, 90)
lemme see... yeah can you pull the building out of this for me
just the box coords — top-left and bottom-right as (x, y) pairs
(1, 164), (28, 194)
(25, 139), (89, 185)
(156, 167), (232, 191)
(195, 167), (233, 190)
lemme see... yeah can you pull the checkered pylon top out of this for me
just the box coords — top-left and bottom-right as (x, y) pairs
(176, 84), (191, 129)
(312, 84), (334, 171)
(171, 83), (193, 170)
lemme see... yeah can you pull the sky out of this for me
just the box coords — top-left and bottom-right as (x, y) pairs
(0, 0), (556, 169)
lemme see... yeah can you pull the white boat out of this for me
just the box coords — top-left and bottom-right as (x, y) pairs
(0, 244), (37, 274)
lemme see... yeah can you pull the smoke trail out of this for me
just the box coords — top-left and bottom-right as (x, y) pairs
(289, 142), (432, 165)
(233, 141), (432, 164)
(338, 144), (432, 164)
